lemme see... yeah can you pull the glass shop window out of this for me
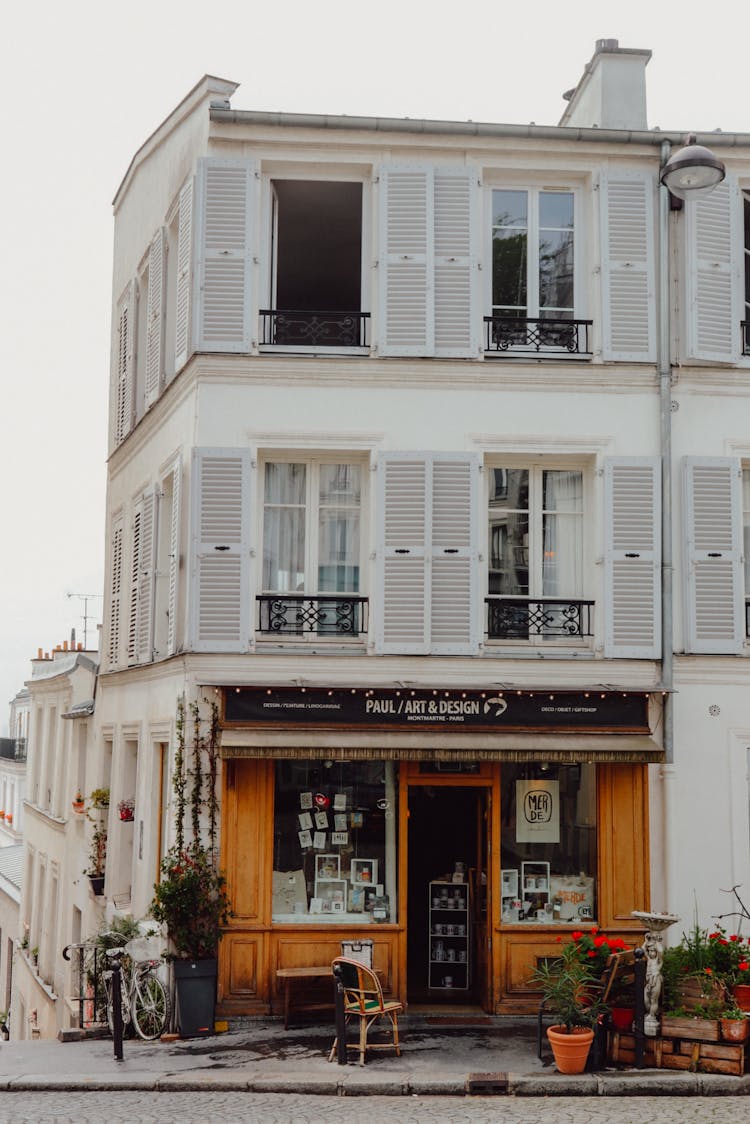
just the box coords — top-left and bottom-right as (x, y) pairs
(272, 760), (397, 923)
(500, 763), (596, 925)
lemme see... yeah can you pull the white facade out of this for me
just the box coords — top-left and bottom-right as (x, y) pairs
(94, 42), (750, 1014)
(14, 644), (99, 1040)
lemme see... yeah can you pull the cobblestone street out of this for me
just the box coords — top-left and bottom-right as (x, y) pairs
(0, 1092), (745, 1124)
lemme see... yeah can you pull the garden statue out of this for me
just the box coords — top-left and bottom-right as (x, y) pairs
(632, 910), (680, 1037)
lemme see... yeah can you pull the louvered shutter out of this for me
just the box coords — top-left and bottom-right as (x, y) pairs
(137, 492), (156, 663)
(195, 159), (255, 352)
(144, 230), (166, 408)
(604, 458), (661, 658)
(684, 179), (740, 363)
(377, 455), (429, 652)
(433, 170), (478, 358)
(167, 457), (182, 656)
(683, 457), (743, 653)
(127, 504), (142, 663)
(430, 455), (480, 654)
(601, 173), (656, 362)
(108, 519), (124, 669)
(376, 453), (479, 654)
(189, 448), (252, 652)
(174, 178), (194, 372)
(114, 282), (135, 445)
(379, 167), (433, 356)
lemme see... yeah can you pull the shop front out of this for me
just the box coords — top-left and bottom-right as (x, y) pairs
(216, 686), (661, 1018)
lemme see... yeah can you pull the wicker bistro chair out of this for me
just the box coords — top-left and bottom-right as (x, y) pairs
(328, 956), (403, 1066)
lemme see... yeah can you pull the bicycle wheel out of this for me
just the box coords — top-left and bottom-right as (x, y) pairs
(132, 968), (171, 1041)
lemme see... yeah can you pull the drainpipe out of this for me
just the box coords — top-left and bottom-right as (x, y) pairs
(658, 140), (676, 917)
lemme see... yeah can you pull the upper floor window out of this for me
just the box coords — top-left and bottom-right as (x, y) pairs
(743, 191), (750, 356)
(743, 467), (750, 636)
(487, 465), (589, 641)
(259, 459), (366, 637)
(261, 180), (368, 348)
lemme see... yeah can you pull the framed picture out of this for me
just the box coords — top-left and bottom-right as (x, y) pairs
(350, 811), (364, 828)
(334, 813), (348, 832)
(331, 831), (348, 845)
(298, 811), (313, 831)
(315, 853), (340, 881)
(300, 792), (313, 810)
(315, 879), (347, 911)
(334, 792), (347, 811)
(315, 811), (329, 830)
(501, 868), (519, 898)
(351, 858), (378, 886)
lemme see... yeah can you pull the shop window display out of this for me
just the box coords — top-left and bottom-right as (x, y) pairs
(500, 764), (596, 924)
(273, 760), (397, 923)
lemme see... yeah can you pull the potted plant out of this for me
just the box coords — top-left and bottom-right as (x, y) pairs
(529, 940), (603, 1073)
(5, 813), (12, 826)
(84, 822), (107, 895)
(89, 787), (110, 810)
(72, 791), (85, 814)
(118, 797), (135, 822)
(720, 1001), (749, 1042)
(149, 696), (231, 1037)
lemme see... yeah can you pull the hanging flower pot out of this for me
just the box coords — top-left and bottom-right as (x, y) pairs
(118, 798), (135, 822)
(6, 814), (12, 825)
(72, 794), (85, 814)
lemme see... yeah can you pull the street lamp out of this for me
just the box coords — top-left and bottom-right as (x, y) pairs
(659, 135), (726, 201)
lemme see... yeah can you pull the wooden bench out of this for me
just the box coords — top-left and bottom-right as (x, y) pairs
(276, 965), (334, 1029)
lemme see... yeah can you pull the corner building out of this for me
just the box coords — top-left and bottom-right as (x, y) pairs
(97, 42), (750, 1018)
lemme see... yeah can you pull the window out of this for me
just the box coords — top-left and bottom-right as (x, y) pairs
(487, 464), (589, 641)
(500, 764), (597, 925)
(489, 189), (582, 353)
(259, 459), (365, 636)
(744, 467), (750, 636)
(263, 180), (367, 347)
(272, 760), (397, 923)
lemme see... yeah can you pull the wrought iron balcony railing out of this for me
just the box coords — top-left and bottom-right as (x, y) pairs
(743, 321), (750, 356)
(486, 597), (594, 640)
(746, 598), (750, 638)
(484, 316), (592, 357)
(260, 310), (370, 348)
(257, 594), (368, 637)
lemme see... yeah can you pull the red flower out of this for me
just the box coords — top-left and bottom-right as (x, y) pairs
(555, 936), (562, 943)
(705, 967), (713, 975)
(594, 936), (607, 947)
(591, 927), (599, 935)
(730, 935), (740, 942)
(571, 930), (583, 941)
(587, 950), (597, 958)
(709, 932), (721, 940)
(738, 962), (749, 972)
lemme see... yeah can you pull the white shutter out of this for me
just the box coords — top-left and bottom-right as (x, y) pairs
(114, 282), (135, 445)
(137, 492), (156, 663)
(604, 458), (661, 658)
(433, 170), (478, 358)
(378, 166), (433, 356)
(684, 179), (740, 363)
(195, 159), (255, 352)
(683, 457), (743, 653)
(430, 455), (480, 654)
(167, 457), (182, 656)
(376, 453), (479, 654)
(144, 230), (166, 408)
(189, 448), (253, 652)
(377, 455), (429, 653)
(127, 504), (142, 663)
(174, 178), (194, 372)
(108, 518), (124, 669)
(601, 172), (656, 362)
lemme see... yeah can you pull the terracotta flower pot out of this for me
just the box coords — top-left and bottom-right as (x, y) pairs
(732, 984), (750, 1011)
(546, 1025), (595, 1074)
(721, 1017), (749, 1042)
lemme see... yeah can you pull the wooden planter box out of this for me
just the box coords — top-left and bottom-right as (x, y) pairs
(660, 1015), (720, 1042)
(609, 1027), (748, 1077)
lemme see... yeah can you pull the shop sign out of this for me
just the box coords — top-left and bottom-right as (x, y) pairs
(224, 686), (649, 731)
(516, 779), (560, 843)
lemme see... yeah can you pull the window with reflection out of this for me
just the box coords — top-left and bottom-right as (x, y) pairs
(500, 763), (597, 925)
(272, 760), (397, 923)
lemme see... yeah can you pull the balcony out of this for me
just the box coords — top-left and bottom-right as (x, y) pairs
(260, 310), (370, 349)
(486, 597), (594, 641)
(257, 594), (368, 637)
(483, 316), (592, 358)
(743, 321), (750, 356)
(0, 737), (26, 762)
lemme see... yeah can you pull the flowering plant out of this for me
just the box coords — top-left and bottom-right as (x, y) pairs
(150, 843), (231, 961)
(561, 928), (630, 978)
(706, 928), (750, 988)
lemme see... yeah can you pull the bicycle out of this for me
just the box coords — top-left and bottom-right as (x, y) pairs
(103, 935), (171, 1041)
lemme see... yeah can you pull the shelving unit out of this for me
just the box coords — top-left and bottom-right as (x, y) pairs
(428, 880), (469, 991)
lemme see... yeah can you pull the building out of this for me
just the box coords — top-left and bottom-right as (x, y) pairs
(0, 687), (28, 844)
(14, 641), (99, 1039)
(95, 39), (750, 1019)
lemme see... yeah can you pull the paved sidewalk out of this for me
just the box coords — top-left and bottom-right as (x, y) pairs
(0, 1017), (748, 1097)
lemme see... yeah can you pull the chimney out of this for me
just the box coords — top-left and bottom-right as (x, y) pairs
(559, 39), (651, 131)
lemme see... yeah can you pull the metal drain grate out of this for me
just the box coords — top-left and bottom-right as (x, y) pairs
(467, 1072), (509, 1095)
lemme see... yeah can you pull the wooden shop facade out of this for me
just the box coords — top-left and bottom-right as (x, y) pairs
(216, 684), (661, 1018)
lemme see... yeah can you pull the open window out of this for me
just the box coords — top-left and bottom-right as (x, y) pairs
(261, 180), (367, 348)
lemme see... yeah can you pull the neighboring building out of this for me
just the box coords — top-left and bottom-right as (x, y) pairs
(14, 641), (98, 1039)
(94, 39), (750, 1019)
(0, 687), (29, 844)
(0, 844), (23, 1028)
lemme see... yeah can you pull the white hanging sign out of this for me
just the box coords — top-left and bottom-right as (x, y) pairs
(516, 779), (560, 843)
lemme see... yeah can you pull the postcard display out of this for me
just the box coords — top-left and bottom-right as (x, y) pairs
(428, 882), (469, 990)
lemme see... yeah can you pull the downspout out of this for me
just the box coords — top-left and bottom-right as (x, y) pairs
(658, 140), (676, 916)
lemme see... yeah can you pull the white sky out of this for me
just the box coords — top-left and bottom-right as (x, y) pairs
(0, 0), (747, 731)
